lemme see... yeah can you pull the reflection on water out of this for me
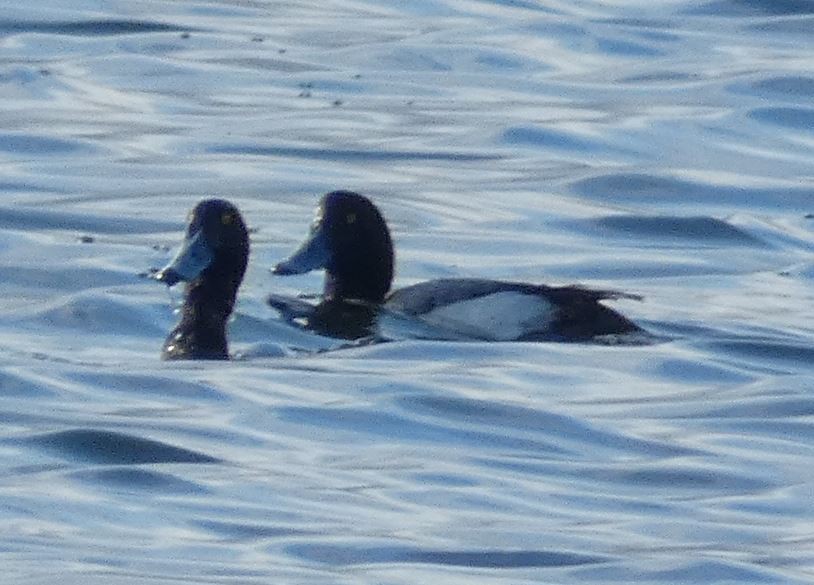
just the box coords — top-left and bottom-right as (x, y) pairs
(0, 0), (813, 583)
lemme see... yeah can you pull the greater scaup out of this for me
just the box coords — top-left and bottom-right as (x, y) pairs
(270, 190), (643, 342)
(154, 199), (249, 359)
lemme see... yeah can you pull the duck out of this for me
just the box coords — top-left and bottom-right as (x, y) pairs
(154, 199), (249, 359)
(270, 190), (643, 342)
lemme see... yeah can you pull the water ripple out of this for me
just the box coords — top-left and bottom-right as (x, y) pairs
(287, 543), (608, 568)
(278, 405), (567, 454)
(71, 468), (208, 494)
(402, 394), (695, 457)
(572, 173), (814, 213)
(689, 0), (814, 16)
(0, 205), (178, 234)
(22, 429), (219, 464)
(749, 106), (814, 131)
(0, 133), (89, 155)
(0, 19), (192, 36)
(588, 215), (765, 246)
(209, 144), (501, 163)
(744, 76), (814, 101)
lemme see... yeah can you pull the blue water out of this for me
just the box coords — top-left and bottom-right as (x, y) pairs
(1, 0), (814, 583)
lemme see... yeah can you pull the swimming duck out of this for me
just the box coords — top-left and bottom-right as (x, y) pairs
(154, 199), (249, 359)
(270, 190), (643, 342)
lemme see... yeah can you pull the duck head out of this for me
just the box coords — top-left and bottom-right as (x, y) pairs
(156, 198), (249, 360)
(273, 191), (394, 303)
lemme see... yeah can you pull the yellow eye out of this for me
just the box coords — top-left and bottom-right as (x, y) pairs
(222, 213), (234, 225)
(346, 213), (356, 224)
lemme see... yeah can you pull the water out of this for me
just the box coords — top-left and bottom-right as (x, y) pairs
(1, 0), (813, 582)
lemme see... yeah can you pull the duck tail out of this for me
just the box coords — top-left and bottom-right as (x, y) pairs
(596, 289), (643, 302)
(555, 285), (643, 302)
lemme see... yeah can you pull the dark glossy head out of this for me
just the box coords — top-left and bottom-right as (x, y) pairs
(157, 199), (249, 289)
(273, 191), (394, 303)
(156, 199), (249, 360)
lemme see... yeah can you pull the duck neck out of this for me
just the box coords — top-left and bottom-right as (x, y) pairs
(324, 238), (393, 303)
(324, 268), (390, 304)
(163, 264), (241, 360)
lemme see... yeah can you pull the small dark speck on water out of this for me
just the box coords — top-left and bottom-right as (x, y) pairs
(180, 32), (190, 39)
(332, 99), (343, 107)
(78, 235), (94, 244)
(353, 74), (362, 79)
(805, 213), (813, 219)
(278, 48), (286, 54)
(248, 226), (259, 234)
(298, 82), (313, 97)
(39, 68), (51, 76)
(252, 36), (264, 43)
(152, 244), (169, 252)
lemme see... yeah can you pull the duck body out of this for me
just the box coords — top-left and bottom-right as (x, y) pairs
(387, 278), (640, 342)
(271, 190), (642, 342)
(155, 199), (249, 360)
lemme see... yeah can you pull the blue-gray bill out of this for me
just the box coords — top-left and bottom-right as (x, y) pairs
(273, 223), (330, 276)
(155, 229), (215, 286)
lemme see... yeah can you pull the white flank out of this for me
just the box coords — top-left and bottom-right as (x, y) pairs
(419, 292), (555, 341)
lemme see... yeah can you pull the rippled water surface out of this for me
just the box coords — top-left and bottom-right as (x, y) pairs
(1, 0), (814, 583)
